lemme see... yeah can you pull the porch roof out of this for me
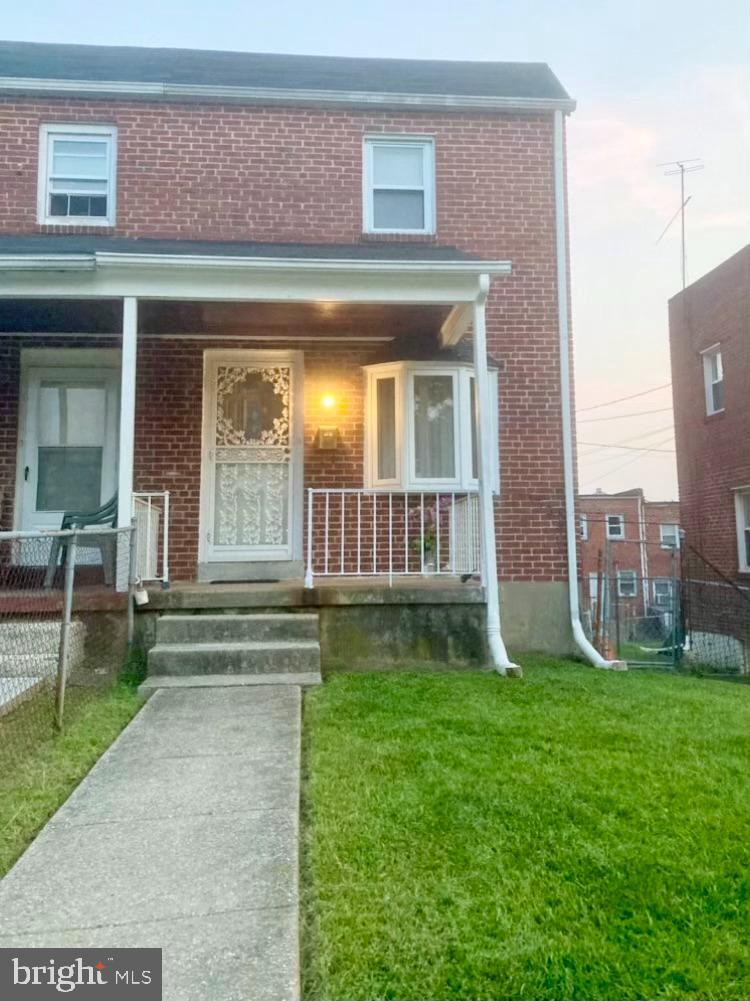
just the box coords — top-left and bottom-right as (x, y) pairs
(0, 234), (484, 264)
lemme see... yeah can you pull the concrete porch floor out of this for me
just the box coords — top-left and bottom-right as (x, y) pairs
(145, 576), (485, 610)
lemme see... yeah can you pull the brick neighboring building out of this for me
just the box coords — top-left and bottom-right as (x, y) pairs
(578, 490), (680, 615)
(0, 40), (591, 664)
(669, 244), (750, 585)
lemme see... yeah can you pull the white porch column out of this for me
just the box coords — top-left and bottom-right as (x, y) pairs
(472, 277), (519, 676)
(116, 296), (137, 591)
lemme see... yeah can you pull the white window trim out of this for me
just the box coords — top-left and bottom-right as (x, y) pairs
(617, 570), (638, 598)
(363, 135), (436, 235)
(364, 360), (499, 492)
(701, 344), (724, 416)
(659, 523), (680, 549)
(652, 578), (673, 605)
(734, 486), (750, 574)
(606, 514), (625, 540)
(37, 123), (117, 227)
(579, 513), (589, 541)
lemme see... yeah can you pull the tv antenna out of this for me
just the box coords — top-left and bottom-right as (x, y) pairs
(657, 158), (704, 289)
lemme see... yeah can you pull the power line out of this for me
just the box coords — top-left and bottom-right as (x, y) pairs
(581, 447), (664, 487)
(579, 441), (675, 454)
(579, 424), (676, 458)
(581, 436), (675, 468)
(578, 407), (674, 424)
(576, 383), (671, 413)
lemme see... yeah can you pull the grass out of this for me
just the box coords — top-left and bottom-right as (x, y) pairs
(0, 649), (146, 877)
(302, 655), (750, 1001)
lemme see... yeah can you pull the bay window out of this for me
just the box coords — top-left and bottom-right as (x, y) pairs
(364, 361), (499, 491)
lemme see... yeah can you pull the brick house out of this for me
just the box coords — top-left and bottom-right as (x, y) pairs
(0, 40), (607, 672)
(578, 490), (680, 617)
(669, 244), (750, 584)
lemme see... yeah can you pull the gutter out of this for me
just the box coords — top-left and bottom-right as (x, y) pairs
(553, 109), (624, 670)
(0, 75), (577, 114)
(0, 251), (512, 276)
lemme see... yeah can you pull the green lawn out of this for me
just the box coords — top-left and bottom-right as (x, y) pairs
(0, 679), (144, 877)
(302, 656), (750, 1001)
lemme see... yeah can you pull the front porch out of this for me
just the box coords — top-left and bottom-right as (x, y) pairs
(0, 236), (514, 671)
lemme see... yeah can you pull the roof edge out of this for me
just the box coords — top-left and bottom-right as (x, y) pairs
(0, 251), (513, 275)
(0, 75), (577, 113)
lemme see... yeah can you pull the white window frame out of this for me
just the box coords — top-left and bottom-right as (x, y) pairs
(701, 344), (724, 416)
(734, 487), (750, 574)
(617, 570), (638, 598)
(659, 523), (680, 549)
(37, 123), (117, 227)
(606, 514), (625, 540)
(588, 571), (599, 611)
(579, 513), (589, 541)
(652, 578), (673, 607)
(363, 136), (436, 235)
(364, 361), (499, 492)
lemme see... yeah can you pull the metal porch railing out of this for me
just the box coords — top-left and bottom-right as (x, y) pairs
(132, 491), (170, 584)
(304, 488), (481, 588)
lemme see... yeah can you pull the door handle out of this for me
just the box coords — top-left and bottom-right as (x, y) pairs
(24, 465), (29, 481)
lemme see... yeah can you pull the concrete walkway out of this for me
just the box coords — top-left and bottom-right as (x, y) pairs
(0, 685), (301, 1001)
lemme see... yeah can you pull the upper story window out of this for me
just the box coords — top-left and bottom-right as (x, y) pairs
(364, 361), (499, 491)
(617, 570), (638, 598)
(659, 523), (680, 549)
(579, 513), (589, 541)
(702, 345), (724, 415)
(363, 137), (435, 235)
(606, 514), (625, 540)
(734, 488), (750, 573)
(38, 124), (117, 226)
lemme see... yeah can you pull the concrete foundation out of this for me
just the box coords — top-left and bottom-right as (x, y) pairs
(134, 578), (577, 670)
(499, 580), (576, 656)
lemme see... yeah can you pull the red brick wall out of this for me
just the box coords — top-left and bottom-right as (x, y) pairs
(578, 495), (645, 609)
(644, 501), (681, 579)
(0, 96), (569, 582)
(670, 245), (750, 583)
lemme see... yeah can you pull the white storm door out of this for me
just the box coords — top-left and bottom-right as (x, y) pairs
(17, 366), (119, 533)
(201, 352), (302, 563)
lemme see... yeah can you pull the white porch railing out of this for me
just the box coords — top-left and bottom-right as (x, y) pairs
(132, 491), (170, 583)
(304, 489), (481, 588)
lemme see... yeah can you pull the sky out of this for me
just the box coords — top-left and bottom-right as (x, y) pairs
(4, 0), (749, 501)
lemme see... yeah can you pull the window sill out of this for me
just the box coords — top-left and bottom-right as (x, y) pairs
(360, 232), (438, 243)
(38, 221), (116, 233)
(704, 409), (726, 421)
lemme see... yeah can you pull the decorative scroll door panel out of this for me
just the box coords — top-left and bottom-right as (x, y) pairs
(201, 352), (303, 563)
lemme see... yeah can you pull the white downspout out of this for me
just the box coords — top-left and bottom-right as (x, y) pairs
(472, 278), (521, 677)
(553, 110), (623, 669)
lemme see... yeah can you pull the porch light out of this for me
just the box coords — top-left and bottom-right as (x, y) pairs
(321, 393), (336, 411)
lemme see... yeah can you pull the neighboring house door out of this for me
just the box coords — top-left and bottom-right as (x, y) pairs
(199, 350), (304, 579)
(16, 366), (120, 536)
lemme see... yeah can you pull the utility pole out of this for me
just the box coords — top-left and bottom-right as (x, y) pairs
(658, 158), (704, 289)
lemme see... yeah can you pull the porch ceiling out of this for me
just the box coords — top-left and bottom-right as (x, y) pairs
(0, 298), (452, 339)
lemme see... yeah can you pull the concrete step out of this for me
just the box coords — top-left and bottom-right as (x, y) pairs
(139, 671), (321, 693)
(156, 612), (318, 645)
(148, 640), (321, 677)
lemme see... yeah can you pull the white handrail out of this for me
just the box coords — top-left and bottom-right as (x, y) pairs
(304, 488), (481, 588)
(132, 491), (170, 583)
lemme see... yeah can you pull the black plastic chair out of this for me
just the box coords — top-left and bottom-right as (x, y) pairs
(44, 493), (119, 588)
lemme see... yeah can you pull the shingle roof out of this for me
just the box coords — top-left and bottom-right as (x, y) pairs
(0, 40), (571, 105)
(0, 233), (483, 263)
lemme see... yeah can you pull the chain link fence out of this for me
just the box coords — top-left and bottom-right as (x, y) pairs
(0, 526), (134, 771)
(681, 543), (750, 676)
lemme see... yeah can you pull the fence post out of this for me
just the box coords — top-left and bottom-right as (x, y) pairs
(304, 489), (314, 589)
(613, 559), (621, 658)
(55, 530), (78, 731)
(127, 520), (136, 647)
